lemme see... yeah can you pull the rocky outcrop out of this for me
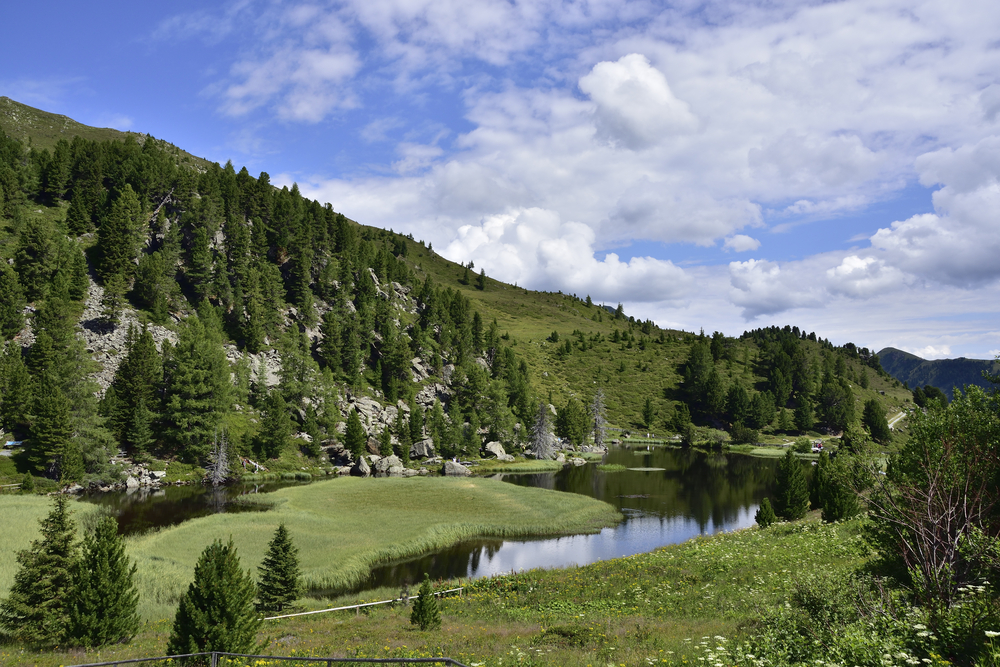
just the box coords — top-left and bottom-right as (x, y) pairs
(351, 456), (371, 477)
(374, 455), (405, 476)
(78, 279), (178, 392)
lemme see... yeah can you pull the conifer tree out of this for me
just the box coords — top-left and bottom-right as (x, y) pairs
(0, 496), (78, 646)
(408, 399), (424, 445)
(0, 343), (32, 433)
(97, 184), (144, 281)
(476, 268), (486, 291)
(70, 516), (140, 647)
(258, 388), (292, 459)
(256, 524), (301, 613)
(28, 373), (74, 477)
(379, 426), (393, 457)
(14, 216), (57, 300)
(344, 408), (366, 460)
(773, 449), (809, 520)
(862, 397), (892, 444)
(409, 573), (441, 631)
(106, 325), (162, 452)
(0, 261), (25, 339)
(395, 408), (412, 463)
(755, 497), (776, 528)
(100, 271), (127, 325)
(167, 539), (261, 658)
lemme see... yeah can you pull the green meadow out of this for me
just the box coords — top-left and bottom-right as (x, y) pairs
(0, 513), (865, 667)
(0, 477), (621, 624)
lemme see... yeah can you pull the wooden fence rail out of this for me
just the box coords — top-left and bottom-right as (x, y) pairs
(264, 587), (465, 621)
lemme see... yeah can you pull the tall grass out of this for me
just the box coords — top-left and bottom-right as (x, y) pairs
(0, 496), (103, 596)
(122, 476), (621, 621)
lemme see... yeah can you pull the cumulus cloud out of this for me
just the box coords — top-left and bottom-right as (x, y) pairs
(579, 54), (698, 150)
(722, 235), (760, 253)
(443, 207), (692, 303)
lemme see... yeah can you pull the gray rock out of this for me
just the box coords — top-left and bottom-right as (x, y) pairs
(555, 453), (565, 463)
(150, 470), (168, 479)
(410, 438), (435, 459)
(482, 441), (507, 459)
(498, 453), (515, 462)
(402, 468), (419, 477)
(125, 475), (140, 488)
(351, 457), (371, 477)
(374, 455), (402, 474)
(442, 460), (471, 476)
(570, 457), (586, 466)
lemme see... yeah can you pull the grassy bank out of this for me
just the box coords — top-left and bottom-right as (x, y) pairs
(110, 477), (618, 621)
(2, 514), (867, 667)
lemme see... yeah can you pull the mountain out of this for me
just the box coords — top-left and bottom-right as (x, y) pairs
(0, 96), (211, 167)
(877, 347), (1000, 399)
(0, 98), (912, 488)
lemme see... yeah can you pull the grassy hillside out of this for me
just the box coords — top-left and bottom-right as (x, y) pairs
(878, 346), (1000, 399)
(0, 96), (211, 168)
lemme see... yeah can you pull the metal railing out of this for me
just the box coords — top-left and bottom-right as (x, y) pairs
(65, 652), (471, 667)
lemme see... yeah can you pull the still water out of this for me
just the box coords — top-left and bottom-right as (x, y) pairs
(358, 445), (779, 591)
(85, 446), (782, 591)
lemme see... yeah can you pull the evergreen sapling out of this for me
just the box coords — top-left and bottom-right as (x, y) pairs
(256, 524), (301, 613)
(409, 573), (441, 631)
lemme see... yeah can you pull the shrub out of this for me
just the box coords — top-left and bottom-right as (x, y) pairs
(755, 497), (776, 528)
(410, 573), (441, 631)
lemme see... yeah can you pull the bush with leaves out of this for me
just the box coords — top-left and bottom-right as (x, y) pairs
(167, 539), (261, 660)
(410, 573), (441, 631)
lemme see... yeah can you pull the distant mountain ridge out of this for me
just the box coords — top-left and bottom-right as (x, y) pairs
(877, 347), (999, 398)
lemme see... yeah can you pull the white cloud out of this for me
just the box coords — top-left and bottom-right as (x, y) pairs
(579, 53), (698, 150)
(722, 235), (760, 253)
(443, 207), (692, 303)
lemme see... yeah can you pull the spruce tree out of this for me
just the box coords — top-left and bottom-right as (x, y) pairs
(0, 496), (78, 646)
(28, 373), (74, 477)
(0, 343), (32, 433)
(755, 497), (776, 528)
(344, 408), (366, 460)
(97, 184), (144, 281)
(258, 388), (292, 459)
(409, 573), (441, 631)
(862, 398), (891, 444)
(773, 449), (809, 520)
(167, 539), (261, 659)
(0, 261), (25, 339)
(256, 524), (301, 613)
(379, 426), (393, 457)
(70, 516), (140, 647)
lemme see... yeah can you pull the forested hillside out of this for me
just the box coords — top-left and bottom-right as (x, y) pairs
(878, 346), (1000, 399)
(0, 102), (912, 489)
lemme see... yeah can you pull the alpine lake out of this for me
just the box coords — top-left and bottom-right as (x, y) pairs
(83, 443), (785, 595)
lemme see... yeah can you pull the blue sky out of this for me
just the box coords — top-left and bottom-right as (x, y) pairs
(4, 0), (1000, 359)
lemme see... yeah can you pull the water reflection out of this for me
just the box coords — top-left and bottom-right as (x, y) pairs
(358, 447), (779, 592)
(81, 480), (312, 536)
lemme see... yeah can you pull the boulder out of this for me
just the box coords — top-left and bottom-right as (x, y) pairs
(442, 460), (471, 476)
(570, 457), (586, 466)
(498, 453), (515, 462)
(150, 470), (167, 480)
(374, 455), (404, 475)
(410, 438), (435, 459)
(351, 457), (371, 478)
(482, 441), (507, 459)
(555, 453), (565, 463)
(125, 475), (140, 489)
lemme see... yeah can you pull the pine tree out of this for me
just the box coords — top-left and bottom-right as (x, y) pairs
(794, 395), (815, 432)
(256, 524), (301, 613)
(0, 496), (78, 646)
(0, 261), (25, 339)
(344, 408), (366, 460)
(409, 573), (441, 631)
(97, 184), (144, 281)
(70, 516), (140, 647)
(14, 216), (57, 301)
(476, 268), (486, 291)
(258, 388), (292, 459)
(0, 343), (32, 433)
(641, 396), (655, 429)
(773, 449), (809, 520)
(100, 271), (127, 325)
(530, 401), (557, 459)
(755, 497), (776, 528)
(862, 397), (891, 444)
(379, 426), (393, 457)
(167, 539), (261, 659)
(28, 373), (74, 477)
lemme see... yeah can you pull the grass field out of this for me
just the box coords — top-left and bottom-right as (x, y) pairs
(0, 513), (867, 667)
(0, 477), (620, 627)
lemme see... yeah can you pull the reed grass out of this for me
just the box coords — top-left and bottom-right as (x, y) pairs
(473, 460), (564, 473)
(595, 463), (627, 472)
